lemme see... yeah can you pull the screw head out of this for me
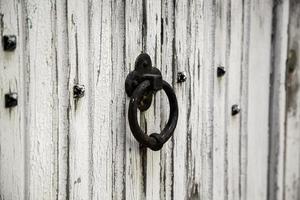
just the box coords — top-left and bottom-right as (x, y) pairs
(2, 35), (17, 51)
(231, 104), (241, 116)
(177, 72), (187, 83)
(5, 92), (18, 108)
(73, 84), (85, 98)
(287, 49), (297, 73)
(217, 66), (226, 77)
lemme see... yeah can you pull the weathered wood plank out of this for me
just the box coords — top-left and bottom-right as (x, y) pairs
(268, 1), (289, 200)
(23, 0), (58, 198)
(0, 0), (25, 199)
(284, 0), (300, 199)
(172, 0), (189, 199)
(225, 1), (244, 199)
(55, 0), (70, 199)
(110, 0), (126, 199)
(185, 0), (203, 199)
(245, 1), (273, 199)
(125, 1), (145, 199)
(212, 0), (227, 199)
(160, 1), (175, 199)
(143, 0), (162, 200)
(66, 0), (90, 199)
(89, 0), (115, 199)
(199, 1), (216, 199)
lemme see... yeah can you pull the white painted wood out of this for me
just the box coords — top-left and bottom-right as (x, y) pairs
(124, 1), (145, 200)
(225, 1), (244, 200)
(160, 1), (175, 199)
(239, 1), (251, 199)
(284, 1), (300, 199)
(0, 0), (25, 199)
(199, 1), (215, 199)
(144, 1), (161, 200)
(173, 1), (190, 199)
(268, 1), (289, 200)
(185, 0), (203, 199)
(89, 0), (113, 199)
(246, 1), (273, 200)
(212, 1), (227, 199)
(23, 0), (58, 199)
(66, 0), (90, 199)
(55, 0), (70, 199)
(0, 1), (300, 200)
(110, 1), (126, 199)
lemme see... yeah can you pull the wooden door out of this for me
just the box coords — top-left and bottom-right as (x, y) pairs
(0, 0), (299, 200)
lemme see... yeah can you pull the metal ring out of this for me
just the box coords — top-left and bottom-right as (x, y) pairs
(128, 80), (178, 151)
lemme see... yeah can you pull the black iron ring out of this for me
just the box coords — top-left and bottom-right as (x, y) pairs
(128, 80), (178, 151)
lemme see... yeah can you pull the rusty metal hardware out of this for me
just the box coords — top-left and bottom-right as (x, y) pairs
(177, 72), (187, 83)
(2, 35), (17, 51)
(5, 92), (18, 108)
(125, 53), (178, 151)
(231, 104), (241, 116)
(217, 66), (226, 77)
(73, 84), (85, 98)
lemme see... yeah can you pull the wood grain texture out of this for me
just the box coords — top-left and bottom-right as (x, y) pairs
(0, 1), (300, 200)
(89, 0), (113, 199)
(23, 0), (58, 199)
(124, 1), (145, 200)
(268, 1), (289, 200)
(144, 1), (161, 200)
(225, 1), (244, 200)
(173, 1), (190, 199)
(160, 1), (175, 199)
(55, 0), (70, 199)
(213, 0), (227, 199)
(0, 0), (25, 199)
(66, 0), (90, 199)
(246, 1), (273, 199)
(110, 0), (126, 199)
(284, 0), (300, 199)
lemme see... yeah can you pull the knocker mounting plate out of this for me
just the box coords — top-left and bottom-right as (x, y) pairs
(125, 53), (162, 111)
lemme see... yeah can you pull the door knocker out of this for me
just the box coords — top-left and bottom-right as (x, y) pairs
(125, 53), (178, 151)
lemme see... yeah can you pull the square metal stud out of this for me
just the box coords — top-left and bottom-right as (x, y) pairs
(5, 93), (18, 108)
(2, 35), (17, 51)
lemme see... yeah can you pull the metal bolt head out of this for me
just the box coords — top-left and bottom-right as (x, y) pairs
(231, 104), (241, 116)
(287, 49), (297, 73)
(217, 66), (226, 77)
(5, 92), (18, 108)
(2, 35), (17, 51)
(73, 84), (85, 98)
(177, 72), (187, 83)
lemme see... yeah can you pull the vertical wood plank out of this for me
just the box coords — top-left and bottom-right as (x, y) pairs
(55, 0), (70, 199)
(172, 0), (189, 199)
(23, 0), (58, 198)
(185, 0), (203, 199)
(111, 0), (126, 199)
(268, 0), (289, 200)
(284, 0), (300, 199)
(125, 1), (145, 200)
(239, 1), (251, 199)
(212, 0), (227, 199)
(199, 1), (216, 199)
(246, 1), (273, 199)
(173, 0), (188, 199)
(0, 0), (25, 199)
(66, 0), (90, 199)
(144, 0), (161, 200)
(225, 1), (244, 200)
(160, 1), (175, 199)
(89, 0), (113, 199)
